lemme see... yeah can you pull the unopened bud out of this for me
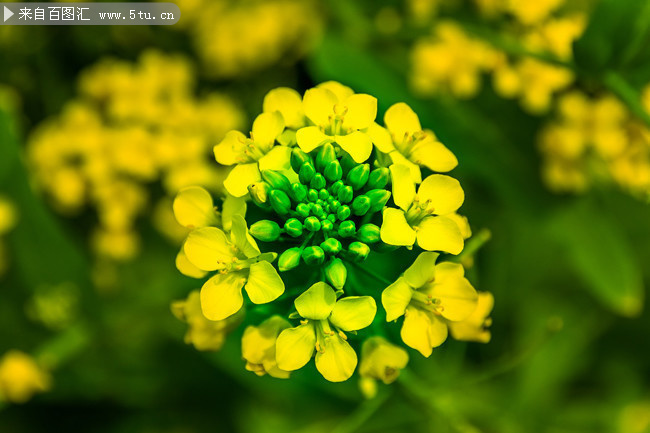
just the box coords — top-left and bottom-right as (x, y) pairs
(324, 160), (343, 182)
(316, 142), (336, 172)
(325, 258), (347, 290)
(337, 185), (354, 203)
(310, 173), (326, 190)
(299, 162), (316, 184)
(291, 148), (312, 173)
(269, 190), (291, 215)
(279, 248), (302, 271)
(352, 195), (371, 216)
(367, 167), (390, 189)
(366, 189), (391, 213)
(302, 246), (325, 266)
(338, 220), (356, 238)
(248, 182), (272, 206)
(249, 220), (281, 242)
(347, 242), (370, 262)
(304, 216), (322, 232)
(284, 218), (303, 237)
(261, 169), (291, 192)
(321, 238), (342, 255)
(357, 224), (380, 244)
(289, 183), (307, 202)
(346, 164), (370, 190)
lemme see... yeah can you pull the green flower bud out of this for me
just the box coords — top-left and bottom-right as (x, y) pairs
(316, 142), (336, 172)
(299, 162), (316, 184)
(304, 216), (322, 232)
(296, 203), (310, 218)
(261, 170), (291, 192)
(366, 189), (392, 213)
(346, 164), (370, 190)
(311, 204), (325, 219)
(347, 241), (370, 262)
(324, 160), (343, 182)
(330, 199), (341, 211)
(310, 173), (326, 190)
(340, 153), (357, 174)
(269, 190), (291, 215)
(337, 185), (354, 203)
(289, 183), (307, 202)
(327, 214), (337, 223)
(352, 195), (371, 216)
(338, 220), (356, 238)
(321, 219), (334, 232)
(291, 148), (311, 172)
(329, 180), (344, 195)
(307, 189), (319, 202)
(284, 218), (303, 237)
(302, 246), (325, 266)
(320, 238), (342, 255)
(337, 205), (351, 221)
(248, 182), (272, 206)
(367, 167), (390, 190)
(249, 220), (281, 242)
(325, 258), (347, 290)
(318, 189), (330, 201)
(357, 223), (380, 244)
(279, 248), (301, 271)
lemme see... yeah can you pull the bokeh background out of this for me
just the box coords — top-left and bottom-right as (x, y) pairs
(2, 0), (650, 432)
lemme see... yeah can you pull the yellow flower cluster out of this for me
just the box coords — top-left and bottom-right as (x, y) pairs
(539, 91), (650, 195)
(0, 350), (51, 404)
(174, 0), (321, 78)
(0, 197), (17, 277)
(172, 82), (494, 383)
(27, 51), (245, 260)
(410, 1), (585, 113)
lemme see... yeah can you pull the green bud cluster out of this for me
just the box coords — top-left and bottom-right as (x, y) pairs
(248, 144), (392, 288)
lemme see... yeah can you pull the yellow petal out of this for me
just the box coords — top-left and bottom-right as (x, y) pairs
(263, 87), (305, 129)
(296, 126), (331, 153)
(183, 227), (232, 271)
(410, 134), (458, 172)
(315, 334), (357, 382)
(317, 81), (354, 102)
(200, 272), (246, 320)
(303, 87), (337, 126)
(335, 131), (373, 163)
(384, 103), (422, 142)
(251, 111), (285, 148)
(365, 122), (395, 153)
(275, 324), (316, 371)
(416, 216), (464, 254)
(258, 145), (292, 172)
(449, 292), (494, 343)
(176, 248), (208, 279)
(223, 163), (261, 198)
(403, 252), (439, 289)
(380, 208), (416, 247)
(389, 164), (416, 210)
(447, 213), (472, 239)
(245, 261), (285, 304)
(229, 215), (260, 258)
(343, 94), (377, 131)
(214, 130), (247, 166)
(417, 174), (464, 215)
(427, 262), (478, 322)
(329, 296), (377, 331)
(401, 306), (447, 357)
(389, 151), (422, 184)
(382, 277), (413, 321)
(294, 282), (336, 320)
(173, 186), (218, 229)
(359, 336), (409, 384)
(221, 195), (247, 232)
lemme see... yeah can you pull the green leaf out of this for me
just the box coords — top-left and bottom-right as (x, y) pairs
(546, 200), (644, 317)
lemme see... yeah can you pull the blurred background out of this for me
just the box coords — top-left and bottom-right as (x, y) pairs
(1, 0), (650, 432)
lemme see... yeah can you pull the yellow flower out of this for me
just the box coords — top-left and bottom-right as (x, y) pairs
(275, 282), (377, 382)
(215, 111), (292, 197)
(380, 172), (466, 254)
(242, 315), (291, 378)
(449, 291), (494, 343)
(0, 197), (17, 235)
(367, 103), (458, 187)
(359, 336), (409, 385)
(296, 81), (378, 163)
(382, 252), (478, 357)
(181, 215), (284, 320)
(171, 290), (243, 351)
(263, 87), (306, 130)
(173, 185), (246, 231)
(0, 350), (51, 404)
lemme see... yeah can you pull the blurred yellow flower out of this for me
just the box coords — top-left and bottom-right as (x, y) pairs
(27, 51), (245, 261)
(275, 282), (377, 382)
(242, 315), (291, 378)
(172, 290), (244, 351)
(449, 291), (494, 343)
(382, 252), (479, 357)
(0, 350), (51, 404)
(0, 196), (17, 277)
(359, 336), (409, 386)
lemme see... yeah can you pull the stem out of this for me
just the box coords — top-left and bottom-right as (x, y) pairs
(350, 261), (393, 287)
(604, 71), (650, 127)
(331, 390), (392, 433)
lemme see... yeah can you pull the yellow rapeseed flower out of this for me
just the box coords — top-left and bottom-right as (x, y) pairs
(359, 336), (409, 394)
(241, 315), (291, 378)
(0, 350), (51, 404)
(449, 291), (494, 343)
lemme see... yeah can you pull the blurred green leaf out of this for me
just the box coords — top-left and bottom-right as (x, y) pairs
(546, 200), (644, 317)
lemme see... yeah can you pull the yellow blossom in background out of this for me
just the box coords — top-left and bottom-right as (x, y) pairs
(539, 90), (650, 196)
(382, 252), (480, 357)
(449, 291), (494, 343)
(25, 283), (79, 331)
(359, 336), (409, 398)
(27, 51), (245, 261)
(0, 196), (17, 277)
(0, 350), (51, 404)
(172, 290), (244, 352)
(505, 0), (565, 25)
(411, 21), (498, 99)
(173, 0), (321, 78)
(241, 315), (291, 378)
